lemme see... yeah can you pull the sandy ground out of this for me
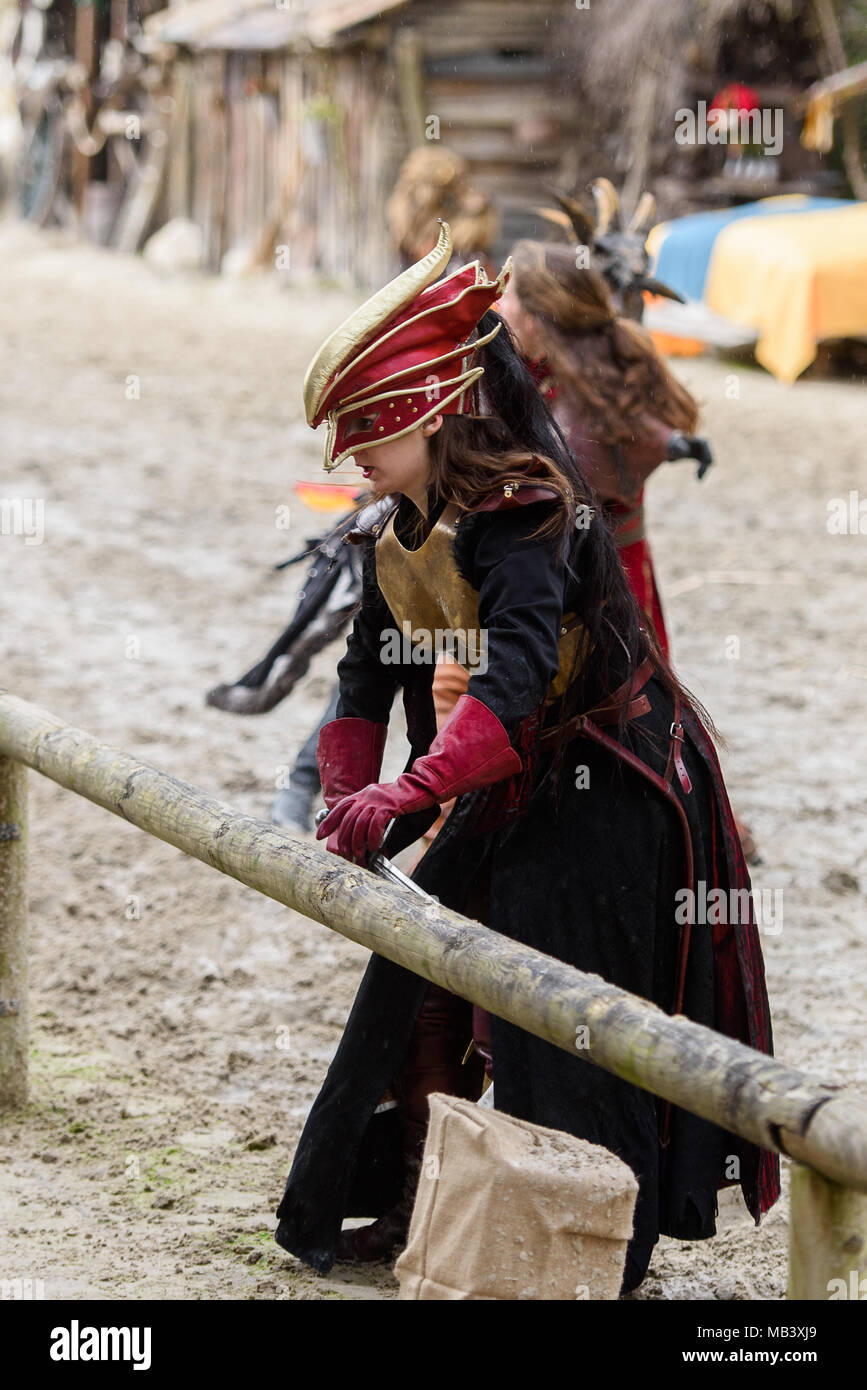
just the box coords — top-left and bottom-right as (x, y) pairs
(0, 220), (865, 1302)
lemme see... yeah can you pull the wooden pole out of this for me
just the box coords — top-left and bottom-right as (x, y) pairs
(0, 689), (866, 1194)
(810, 0), (867, 200)
(393, 27), (427, 147)
(72, 0), (99, 220)
(620, 69), (658, 223)
(788, 1165), (867, 1300)
(0, 755), (28, 1109)
(248, 141), (305, 272)
(166, 57), (194, 223)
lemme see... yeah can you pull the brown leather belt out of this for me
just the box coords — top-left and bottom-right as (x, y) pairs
(612, 503), (645, 549)
(539, 657), (654, 747)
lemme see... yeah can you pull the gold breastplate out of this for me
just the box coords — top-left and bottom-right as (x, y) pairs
(375, 501), (584, 700)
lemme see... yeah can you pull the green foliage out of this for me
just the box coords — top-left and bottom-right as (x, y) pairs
(304, 94), (341, 126)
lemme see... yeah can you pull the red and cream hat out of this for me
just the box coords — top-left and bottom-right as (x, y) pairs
(303, 221), (512, 470)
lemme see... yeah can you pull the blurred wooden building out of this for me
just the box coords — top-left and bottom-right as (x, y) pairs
(11, 0), (864, 282)
(558, 0), (866, 215)
(144, 0), (578, 279)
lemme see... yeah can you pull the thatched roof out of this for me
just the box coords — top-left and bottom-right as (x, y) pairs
(568, 0), (824, 101)
(548, 0), (867, 203)
(145, 0), (410, 52)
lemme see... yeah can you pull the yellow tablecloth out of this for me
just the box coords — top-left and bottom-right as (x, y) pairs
(704, 202), (867, 381)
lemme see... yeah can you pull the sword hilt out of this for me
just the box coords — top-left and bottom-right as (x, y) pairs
(313, 809), (437, 905)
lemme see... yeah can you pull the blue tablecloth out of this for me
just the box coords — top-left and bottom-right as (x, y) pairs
(651, 197), (845, 302)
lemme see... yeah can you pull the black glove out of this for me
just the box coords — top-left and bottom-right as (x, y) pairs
(667, 432), (714, 481)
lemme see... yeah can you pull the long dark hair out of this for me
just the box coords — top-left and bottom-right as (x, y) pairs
(509, 240), (700, 446)
(431, 309), (713, 769)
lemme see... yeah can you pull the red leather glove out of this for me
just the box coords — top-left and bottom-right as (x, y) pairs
(316, 718), (388, 810)
(316, 695), (522, 864)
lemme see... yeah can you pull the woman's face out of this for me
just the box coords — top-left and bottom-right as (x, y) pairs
(497, 281), (544, 359)
(344, 411), (442, 511)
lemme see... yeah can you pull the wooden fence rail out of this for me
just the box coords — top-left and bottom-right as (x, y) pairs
(1, 688), (865, 1299)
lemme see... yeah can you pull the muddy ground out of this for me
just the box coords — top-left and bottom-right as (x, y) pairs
(1, 221), (865, 1301)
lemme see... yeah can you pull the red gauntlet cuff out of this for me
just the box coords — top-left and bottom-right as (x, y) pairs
(316, 717), (388, 810)
(408, 695), (522, 803)
(316, 696), (522, 863)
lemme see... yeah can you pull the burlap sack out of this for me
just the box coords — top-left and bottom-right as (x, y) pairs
(395, 1093), (638, 1300)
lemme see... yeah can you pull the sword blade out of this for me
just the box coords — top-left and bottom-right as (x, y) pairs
(314, 807), (437, 905)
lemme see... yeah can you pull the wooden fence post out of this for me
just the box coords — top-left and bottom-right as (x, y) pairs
(788, 1164), (867, 1300)
(0, 755), (27, 1108)
(1, 689), (867, 1201)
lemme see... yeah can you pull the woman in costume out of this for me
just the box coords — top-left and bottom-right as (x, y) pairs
(497, 240), (712, 657)
(274, 223), (778, 1293)
(414, 237), (716, 841)
(495, 241), (760, 859)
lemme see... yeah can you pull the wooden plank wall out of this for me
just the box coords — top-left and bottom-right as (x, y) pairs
(160, 0), (575, 282)
(282, 45), (404, 285)
(408, 0), (575, 212)
(185, 51), (229, 269)
(166, 40), (402, 282)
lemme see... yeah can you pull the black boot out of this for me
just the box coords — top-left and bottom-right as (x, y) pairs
(335, 1117), (426, 1263)
(335, 985), (477, 1265)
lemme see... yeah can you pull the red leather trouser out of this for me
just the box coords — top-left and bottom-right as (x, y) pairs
(395, 984), (487, 1123)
